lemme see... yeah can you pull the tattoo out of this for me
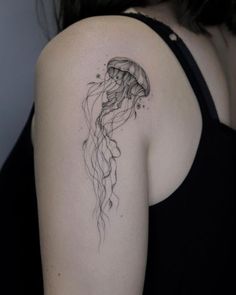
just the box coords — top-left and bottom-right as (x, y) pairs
(82, 57), (150, 250)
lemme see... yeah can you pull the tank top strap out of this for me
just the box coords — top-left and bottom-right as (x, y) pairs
(117, 12), (220, 124)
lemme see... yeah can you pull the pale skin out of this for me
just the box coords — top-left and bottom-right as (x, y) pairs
(33, 3), (235, 295)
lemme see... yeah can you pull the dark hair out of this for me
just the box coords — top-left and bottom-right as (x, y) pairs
(55, 0), (145, 30)
(55, 0), (236, 35)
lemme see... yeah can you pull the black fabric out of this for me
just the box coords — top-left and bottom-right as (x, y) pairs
(0, 11), (235, 295)
(118, 12), (236, 295)
(0, 105), (43, 295)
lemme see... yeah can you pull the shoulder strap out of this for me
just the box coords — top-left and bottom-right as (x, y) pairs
(118, 12), (220, 122)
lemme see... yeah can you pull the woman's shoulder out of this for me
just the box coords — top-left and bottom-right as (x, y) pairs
(33, 9), (209, 206)
(36, 13), (158, 64)
(34, 12), (177, 142)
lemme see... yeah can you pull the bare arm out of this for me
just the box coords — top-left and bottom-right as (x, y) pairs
(34, 16), (152, 295)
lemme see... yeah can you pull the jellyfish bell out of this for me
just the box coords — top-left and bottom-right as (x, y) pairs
(107, 57), (150, 98)
(101, 57), (150, 113)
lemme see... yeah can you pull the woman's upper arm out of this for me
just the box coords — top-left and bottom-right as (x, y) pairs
(34, 16), (152, 295)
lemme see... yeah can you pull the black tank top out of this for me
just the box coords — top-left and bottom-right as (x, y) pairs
(1, 12), (235, 295)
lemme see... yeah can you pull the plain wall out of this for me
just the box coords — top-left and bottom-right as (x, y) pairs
(0, 0), (57, 169)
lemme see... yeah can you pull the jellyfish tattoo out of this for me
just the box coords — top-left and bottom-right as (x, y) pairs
(82, 57), (150, 247)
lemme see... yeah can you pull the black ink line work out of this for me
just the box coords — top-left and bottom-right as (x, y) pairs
(82, 57), (150, 249)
